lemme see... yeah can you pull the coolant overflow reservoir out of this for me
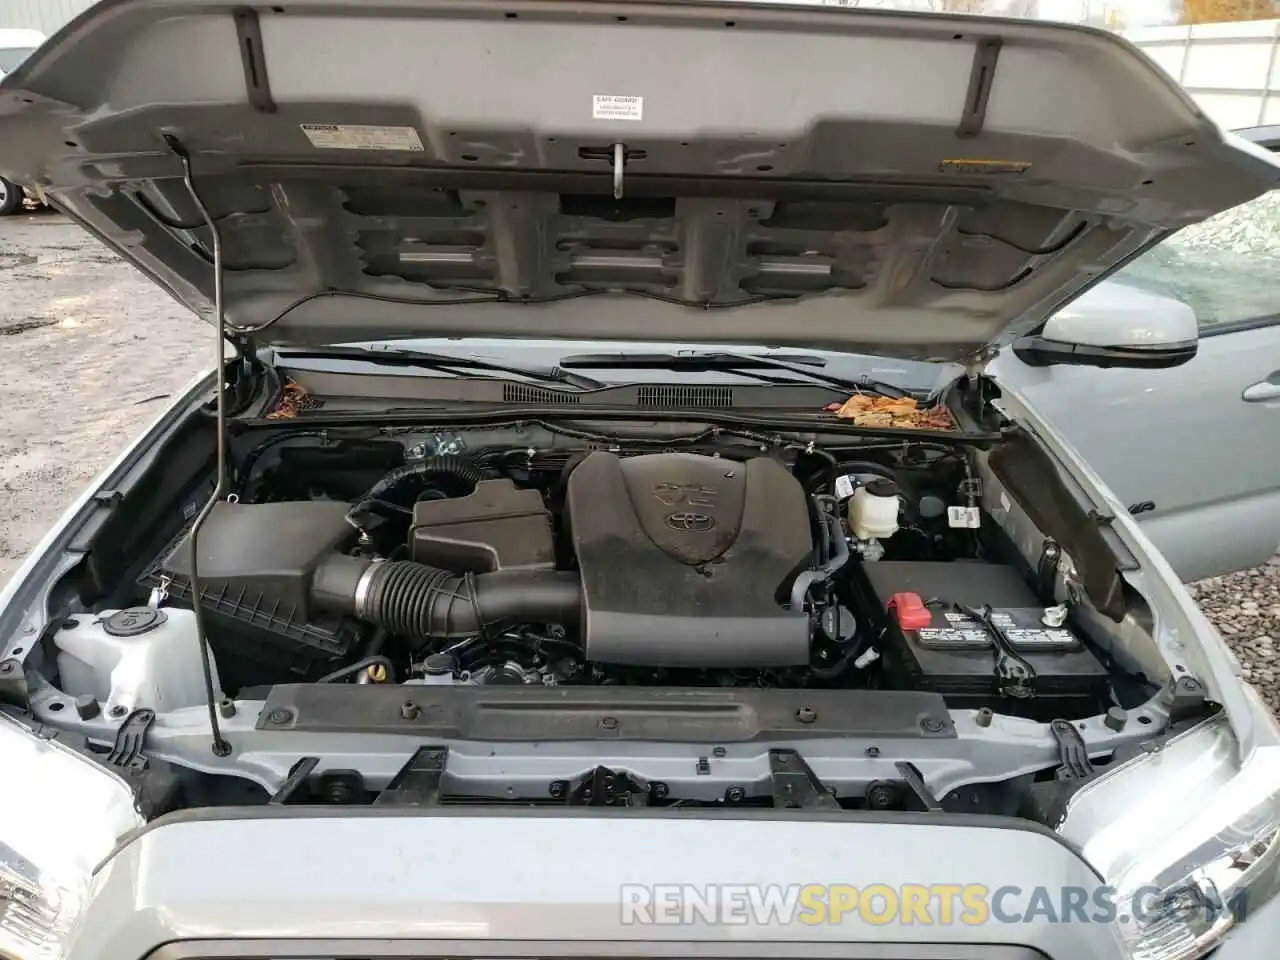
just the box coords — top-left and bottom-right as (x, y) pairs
(848, 479), (900, 540)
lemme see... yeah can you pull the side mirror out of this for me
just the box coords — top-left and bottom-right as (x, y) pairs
(1012, 281), (1199, 369)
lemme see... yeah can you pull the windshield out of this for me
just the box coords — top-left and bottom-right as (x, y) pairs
(1109, 190), (1280, 331)
(0, 46), (37, 74)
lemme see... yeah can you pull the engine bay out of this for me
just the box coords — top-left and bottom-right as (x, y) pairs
(5, 412), (1207, 820)
(117, 423), (1115, 719)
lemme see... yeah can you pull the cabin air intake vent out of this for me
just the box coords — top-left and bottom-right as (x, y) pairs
(637, 385), (734, 408)
(503, 383), (581, 405)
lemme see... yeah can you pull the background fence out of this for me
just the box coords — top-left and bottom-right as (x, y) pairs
(1128, 17), (1280, 127)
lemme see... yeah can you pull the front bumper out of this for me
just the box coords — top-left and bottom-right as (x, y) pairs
(140, 941), (1053, 960)
(70, 809), (1131, 959)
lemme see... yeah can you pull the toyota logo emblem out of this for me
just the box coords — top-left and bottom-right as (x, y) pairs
(665, 512), (715, 532)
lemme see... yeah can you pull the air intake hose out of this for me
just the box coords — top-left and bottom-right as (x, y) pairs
(312, 553), (581, 640)
(355, 454), (484, 510)
(347, 454), (487, 529)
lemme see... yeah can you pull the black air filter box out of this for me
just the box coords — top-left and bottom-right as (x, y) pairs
(139, 501), (362, 681)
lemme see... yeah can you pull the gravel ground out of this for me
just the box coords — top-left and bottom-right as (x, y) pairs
(1, 208), (1278, 711)
(1189, 569), (1280, 713)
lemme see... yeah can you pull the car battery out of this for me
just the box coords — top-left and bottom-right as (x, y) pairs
(850, 560), (1110, 710)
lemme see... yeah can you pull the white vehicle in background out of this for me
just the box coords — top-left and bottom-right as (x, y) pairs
(0, 27), (47, 215)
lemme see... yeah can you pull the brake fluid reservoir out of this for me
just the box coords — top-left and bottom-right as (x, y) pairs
(848, 479), (900, 540)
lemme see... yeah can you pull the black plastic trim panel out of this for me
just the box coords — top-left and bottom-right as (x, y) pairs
(277, 365), (849, 409)
(145, 938), (1051, 960)
(257, 685), (956, 741)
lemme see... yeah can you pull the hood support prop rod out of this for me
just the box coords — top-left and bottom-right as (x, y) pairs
(166, 134), (232, 758)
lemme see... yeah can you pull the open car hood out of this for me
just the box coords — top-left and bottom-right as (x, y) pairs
(1, 0), (1277, 361)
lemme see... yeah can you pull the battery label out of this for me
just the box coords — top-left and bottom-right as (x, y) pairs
(1002, 628), (1077, 646)
(912, 608), (1078, 649)
(916, 627), (990, 646)
(990, 610), (1077, 647)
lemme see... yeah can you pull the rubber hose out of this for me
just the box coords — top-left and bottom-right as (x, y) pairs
(317, 655), (396, 684)
(788, 498), (850, 612)
(312, 554), (581, 640)
(235, 430), (331, 497)
(364, 454), (484, 507)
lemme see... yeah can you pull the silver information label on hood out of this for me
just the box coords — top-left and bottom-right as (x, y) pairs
(0, 0), (1277, 360)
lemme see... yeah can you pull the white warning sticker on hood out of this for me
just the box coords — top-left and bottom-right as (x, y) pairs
(592, 94), (643, 121)
(300, 123), (425, 151)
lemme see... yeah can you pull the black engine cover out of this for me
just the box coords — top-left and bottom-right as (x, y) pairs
(565, 451), (813, 667)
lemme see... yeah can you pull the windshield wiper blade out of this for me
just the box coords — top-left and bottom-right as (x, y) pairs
(276, 345), (607, 390)
(559, 351), (911, 398)
(558, 351), (830, 369)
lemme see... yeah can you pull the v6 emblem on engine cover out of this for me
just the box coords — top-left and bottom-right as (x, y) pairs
(652, 481), (719, 508)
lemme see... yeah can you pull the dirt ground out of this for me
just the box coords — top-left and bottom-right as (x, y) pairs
(0, 210), (204, 584)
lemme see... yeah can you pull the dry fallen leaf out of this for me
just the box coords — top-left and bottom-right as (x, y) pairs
(266, 379), (321, 419)
(851, 412), (894, 426)
(826, 392), (955, 431)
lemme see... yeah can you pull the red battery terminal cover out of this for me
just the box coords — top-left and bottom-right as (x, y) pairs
(887, 592), (933, 630)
